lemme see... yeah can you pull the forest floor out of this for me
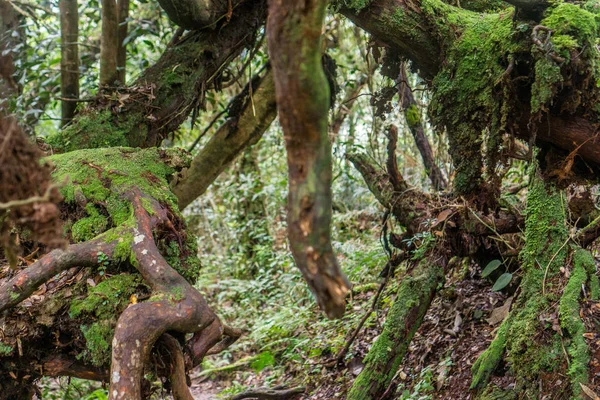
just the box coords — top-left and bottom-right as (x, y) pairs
(189, 261), (600, 400)
(188, 265), (510, 399)
(27, 208), (600, 399)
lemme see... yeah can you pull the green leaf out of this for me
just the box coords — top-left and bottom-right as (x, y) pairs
(492, 273), (513, 291)
(482, 259), (502, 278)
(250, 351), (275, 372)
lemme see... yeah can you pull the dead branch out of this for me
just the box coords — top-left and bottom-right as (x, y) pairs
(229, 386), (305, 400)
(385, 125), (408, 192)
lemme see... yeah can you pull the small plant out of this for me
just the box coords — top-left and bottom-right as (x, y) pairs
(97, 251), (109, 277)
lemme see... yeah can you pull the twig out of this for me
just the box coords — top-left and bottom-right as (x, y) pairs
(0, 183), (58, 210)
(327, 264), (392, 367)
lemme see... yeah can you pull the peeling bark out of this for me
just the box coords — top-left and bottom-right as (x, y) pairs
(267, 0), (351, 318)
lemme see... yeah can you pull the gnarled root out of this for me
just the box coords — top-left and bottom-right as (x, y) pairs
(108, 192), (219, 399)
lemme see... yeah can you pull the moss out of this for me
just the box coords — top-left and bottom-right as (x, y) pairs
(69, 273), (143, 318)
(347, 261), (444, 400)
(472, 163), (571, 394)
(46, 110), (130, 153)
(405, 104), (421, 129)
(71, 203), (109, 242)
(333, 0), (371, 12)
(573, 248), (600, 300)
(0, 342), (13, 356)
(530, 58), (562, 113)
(81, 321), (113, 366)
(477, 385), (517, 400)
(429, 10), (521, 194)
(471, 317), (509, 389)
(559, 251), (590, 396)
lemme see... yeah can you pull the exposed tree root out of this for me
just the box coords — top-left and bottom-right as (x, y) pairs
(0, 187), (241, 399)
(157, 334), (194, 400)
(0, 238), (115, 312)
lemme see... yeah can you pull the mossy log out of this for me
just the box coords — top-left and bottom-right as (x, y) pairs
(346, 260), (444, 400)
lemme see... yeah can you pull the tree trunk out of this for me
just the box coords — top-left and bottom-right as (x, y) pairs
(471, 159), (600, 398)
(47, 2), (266, 152)
(59, 0), (80, 126)
(116, 0), (129, 84)
(100, 0), (118, 86)
(0, 0), (20, 109)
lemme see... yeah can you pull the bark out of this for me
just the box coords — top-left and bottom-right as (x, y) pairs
(59, 0), (80, 126)
(0, 0), (20, 108)
(0, 238), (115, 312)
(347, 260), (444, 400)
(267, 0), (351, 318)
(100, 0), (118, 86)
(156, 0), (231, 29)
(338, 0), (454, 78)
(171, 69), (276, 209)
(341, 0), (600, 174)
(117, 0), (129, 84)
(107, 193), (219, 399)
(397, 65), (447, 190)
(48, 1), (266, 151)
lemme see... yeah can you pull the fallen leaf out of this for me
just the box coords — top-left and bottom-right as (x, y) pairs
(486, 296), (513, 326)
(579, 383), (600, 399)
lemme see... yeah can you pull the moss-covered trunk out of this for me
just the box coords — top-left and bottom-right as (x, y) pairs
(48, 1), (266, 152)
(347, 260), (444, 400)
(471, 161), (600, 398)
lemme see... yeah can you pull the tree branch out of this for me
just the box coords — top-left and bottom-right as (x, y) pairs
(397, 64), (447, 190)
(171, 69), (277, 210)
(267, 0), (351, 318)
